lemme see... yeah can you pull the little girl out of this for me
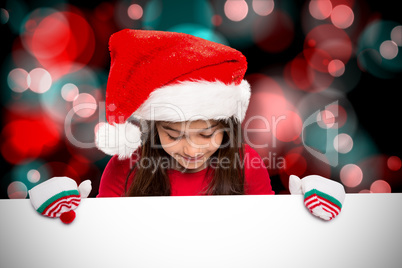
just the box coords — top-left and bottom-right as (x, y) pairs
(95, 29), (275, 197)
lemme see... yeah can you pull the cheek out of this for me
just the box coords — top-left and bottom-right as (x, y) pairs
(210, 132), (224, 149)
(159, 135), (180, 154)
(158, 134), (169, 146)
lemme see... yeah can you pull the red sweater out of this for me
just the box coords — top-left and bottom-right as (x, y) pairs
(97, 144), (274, 197)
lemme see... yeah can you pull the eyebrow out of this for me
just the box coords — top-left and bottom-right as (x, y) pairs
(161, 123), (219, 133)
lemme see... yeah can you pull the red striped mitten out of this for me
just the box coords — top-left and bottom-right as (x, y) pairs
(29, 177), (92, 224)
(289, 175), (345, 221)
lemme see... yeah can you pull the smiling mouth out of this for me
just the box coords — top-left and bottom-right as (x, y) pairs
(179, 155), (205, 163)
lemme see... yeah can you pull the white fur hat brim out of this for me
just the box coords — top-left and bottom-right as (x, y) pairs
(95, 79), (250, 159)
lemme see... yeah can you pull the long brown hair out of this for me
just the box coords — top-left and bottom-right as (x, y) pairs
(125, 117), (245, 196)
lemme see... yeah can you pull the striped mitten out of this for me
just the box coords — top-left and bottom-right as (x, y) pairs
(289, 175), (345, 221)
(29, 177), (92, 224)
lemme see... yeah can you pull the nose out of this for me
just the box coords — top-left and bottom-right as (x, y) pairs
(182, 140), (203, 158)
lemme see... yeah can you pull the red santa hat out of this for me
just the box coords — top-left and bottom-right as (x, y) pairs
(95, 29), (251, 159)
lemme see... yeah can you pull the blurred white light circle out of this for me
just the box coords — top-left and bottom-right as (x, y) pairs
(391, 25), (402, 46)
(128, 4), (143, 20)
(379, 40), (398, 60)
(334, 133), (353, 153)
(73, 93), (97, 118)
(7, 181), (28, 199)
(309, 0), (332, 20)
(340, 164), (363, 188)
(224, 0), (248, 22)
(328, 59), (345, 77)
(61, 83), (79, 102)
(252, 0), (274, 16)
(7, 68), (31, 93)
(331, 5), (354, 29)
(29, 68), (52, 93)
(27, 169), (41, 183)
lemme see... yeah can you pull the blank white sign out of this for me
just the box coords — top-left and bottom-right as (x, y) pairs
(1, 194), (401, 268)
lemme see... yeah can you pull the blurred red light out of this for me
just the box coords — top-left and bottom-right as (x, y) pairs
(370, 180), (391, 193)
(289, 56), (315, 90)
(283, 152), (307, 176)
(387, 156), (401, 171)
(284, 53), (334, 92)
(330, 5), (354, 29)
(94, 2), (114, 21)
(328, 59), (345, 77)
(211, 14), (222, 26)
(127, 4), (143, 20)
(309, 0), (332, 20)
(273, 110), (303, 142)
(30, 12), (71, 60)
(1, 117), (60, 164)
(253, 10), (294, 53)
(304, 24), (353, 71)
(340, 164), (363, 188)
(22, 10), (95, 80)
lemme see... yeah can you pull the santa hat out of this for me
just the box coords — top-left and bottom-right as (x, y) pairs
(29, 177), (92, 224)
(289, 175), (345, 221)
(95, 29), (251, 159)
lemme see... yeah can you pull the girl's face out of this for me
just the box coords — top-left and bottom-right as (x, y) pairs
(156, 120), (224, 172)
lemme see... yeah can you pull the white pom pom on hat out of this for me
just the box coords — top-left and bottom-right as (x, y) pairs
(95, 122), (142, 160)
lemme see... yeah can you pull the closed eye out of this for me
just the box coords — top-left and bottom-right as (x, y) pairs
(167, 134), (183, 141)
(200, 132), (214, 138)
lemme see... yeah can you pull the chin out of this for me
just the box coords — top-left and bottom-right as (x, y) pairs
(177, 160), (206, 171)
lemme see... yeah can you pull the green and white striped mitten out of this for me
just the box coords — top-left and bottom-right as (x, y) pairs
(289, 175), (345, 221)
(29, 177), (92, 224)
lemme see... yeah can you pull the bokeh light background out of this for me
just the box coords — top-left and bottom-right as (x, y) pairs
(1, 0), (401, 198)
